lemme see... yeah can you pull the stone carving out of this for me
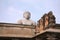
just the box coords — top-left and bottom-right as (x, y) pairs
(36, 17), (44, 33)
(42, 14), (49, 28)
(17, 11), (36, 25)
(39, 18), (44, 31)
(36, 11), (56, 31)
(48, 11), (56, 27)
(45, 14), (49, 28)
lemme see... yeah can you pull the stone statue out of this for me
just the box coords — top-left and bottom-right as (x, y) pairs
(44, 14), (49, 28)
(48, 11), (56, 27)
(17, 11), (36, 25)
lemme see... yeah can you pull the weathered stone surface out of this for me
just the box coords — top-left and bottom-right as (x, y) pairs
(0, 23), (35, 38)
(36, 11), (56, 33)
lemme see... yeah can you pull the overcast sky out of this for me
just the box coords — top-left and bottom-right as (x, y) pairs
(0, 0), (60, 23)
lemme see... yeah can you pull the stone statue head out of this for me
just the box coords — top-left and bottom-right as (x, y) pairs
(44, 14), (48, 21)
(48, 11), (53, 16)
(23, 11), (31, 20)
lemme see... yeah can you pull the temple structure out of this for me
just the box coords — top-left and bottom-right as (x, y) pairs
(0, 11), (60, 40)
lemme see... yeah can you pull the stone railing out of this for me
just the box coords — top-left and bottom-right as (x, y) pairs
(0, 23), (36, 38)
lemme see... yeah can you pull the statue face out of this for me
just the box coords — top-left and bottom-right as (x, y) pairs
(23, 11), (31, 19)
